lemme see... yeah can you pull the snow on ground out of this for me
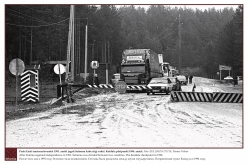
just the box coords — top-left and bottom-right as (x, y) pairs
(182, 77), (242, 93)
(6, 85), (242, 147)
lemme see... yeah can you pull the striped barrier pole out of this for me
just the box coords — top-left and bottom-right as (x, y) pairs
(213, 92), (242, 103)
(170, 91), (213, 102)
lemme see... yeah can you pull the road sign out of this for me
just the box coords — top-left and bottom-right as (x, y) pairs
(219, 65), (231, 71)
(9, 58), (25, 75)
(90, 61), (99, 69)
(9, 58), (25, 110)
(115, 81), (127, 93)
(54, 64), (66, 85)
(54, 64), (66, 75)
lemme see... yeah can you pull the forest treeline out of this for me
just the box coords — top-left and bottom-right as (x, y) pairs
(5, 5), (243, 81)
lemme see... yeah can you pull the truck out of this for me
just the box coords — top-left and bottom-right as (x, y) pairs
(161, 62), (170, 77)
(161, 62), (179, 77)
(120, 49), (163, 86)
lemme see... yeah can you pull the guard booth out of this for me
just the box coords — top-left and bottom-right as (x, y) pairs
(20, 65), (40, 102)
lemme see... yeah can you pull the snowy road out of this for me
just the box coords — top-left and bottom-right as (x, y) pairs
(6, 87), (242, 147)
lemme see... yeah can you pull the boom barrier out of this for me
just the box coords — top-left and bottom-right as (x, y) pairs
(170, 91), (212, 102)
(56, 84), (150, 100)
(213, 92), (243, 103)
(171, 91), (242, 103)
(56, 84), (242, 104)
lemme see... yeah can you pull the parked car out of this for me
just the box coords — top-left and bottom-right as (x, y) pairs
(224, 76), (233, 80)
(168, 77), (182, 91)
(176, 75), (187, 85)
(147, 78), (174, 95)
(110, 73), (121, 86)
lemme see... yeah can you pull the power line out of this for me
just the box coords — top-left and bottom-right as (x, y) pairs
(6, 10), (48, 25)
(137, 18), (178, 48)
(6, 18), (69, 28)
(21, 5), (69, 19)
(6, 7), (69, 25)
(141, 26), (179, 48)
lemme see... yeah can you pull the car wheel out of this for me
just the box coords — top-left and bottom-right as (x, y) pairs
(152, 92), (155, 95)
(147, 92), (150, 95)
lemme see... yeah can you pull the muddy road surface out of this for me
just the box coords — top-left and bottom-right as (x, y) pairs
(6, 89), (242, 147)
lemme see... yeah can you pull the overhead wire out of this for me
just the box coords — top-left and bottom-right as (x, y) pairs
(6, 18), (69, 28)
(141, 26), (179, 48)
(21, 5), (69, 19)
(137, 17), (178, 48)
(137, 14), (192, 48)
(6, 7), (70, 28)
(6, 10), (48, 25)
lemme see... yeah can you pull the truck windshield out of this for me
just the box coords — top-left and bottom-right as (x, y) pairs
(121, 66), (145, 73)
(150, 79), (169, 84)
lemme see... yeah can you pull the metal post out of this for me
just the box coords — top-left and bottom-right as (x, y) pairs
(106, 63), (108, 84)
(57, 85), (61, 98)
(93, 69), (95, 84)
(58, 63), (61, 85)
(220, 70), (221, 80)
(92, 40), (95, 60)
(15, 59), (19, 110)
(178, 14), (181, 75)
(84, 23), (88, 82)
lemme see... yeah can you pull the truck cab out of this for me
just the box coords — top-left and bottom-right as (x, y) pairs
(120, 49), (161, 85)
(121, 50), (148, 84)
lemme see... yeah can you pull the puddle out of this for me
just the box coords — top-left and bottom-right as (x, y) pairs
(59, 104), (95, 116)
(77, 121), (100, 124)
(38, 116), (53, 120)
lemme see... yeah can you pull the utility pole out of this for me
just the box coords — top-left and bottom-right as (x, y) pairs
(71, 6), (75, 82)
(84, 21), (88, 82)
(66, 5), (75, 83)
(178, 14), (181, 75)
(30, 9), (33, 65)
(78, 19), (81, 75)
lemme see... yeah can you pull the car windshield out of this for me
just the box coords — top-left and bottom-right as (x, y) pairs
(149, 79), (169, 84)
(113, 75), (120, 79)
(121, 66), (145, 73)
(169, 78), (177, 83)
(177, 76), (185, 80)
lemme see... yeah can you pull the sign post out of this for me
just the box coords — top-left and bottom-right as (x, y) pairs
(115, 81), (127, 94)
(219, 65), (232, 80)
(54, 64), (66, 85)
(54, 64), (66, 100)
(90, 61), (99, 84)
(9, 58), (25, 110)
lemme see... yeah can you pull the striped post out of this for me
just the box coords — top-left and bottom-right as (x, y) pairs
(20, 70), (39, 102)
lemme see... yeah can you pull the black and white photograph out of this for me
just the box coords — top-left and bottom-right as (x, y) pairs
(3, 1), (245, 162)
